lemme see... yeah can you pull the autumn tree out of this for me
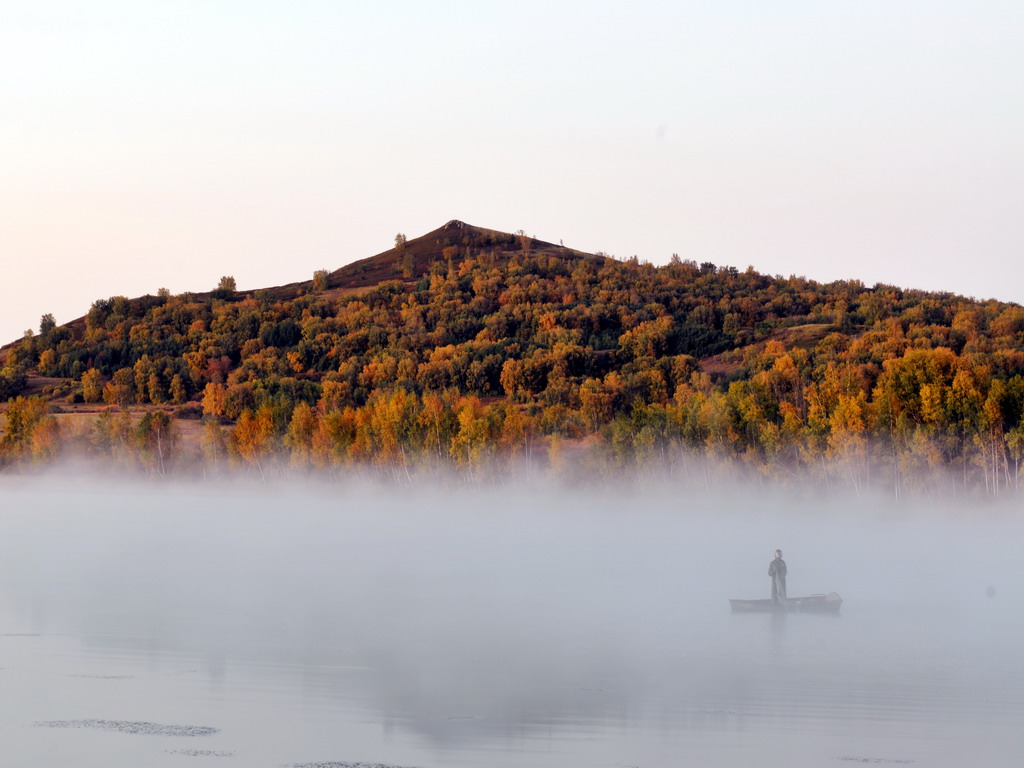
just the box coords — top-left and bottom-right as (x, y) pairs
(516, 230), (531, 254)
(30, 416), (63, 462)
(313, 269), (329, 292)
(419, 391), (457, 460)
(202, 382), (228, 417)
(286, 401), (317, 466)
(38, 349), (57, 376)
(136, 411), (177, 476)
(112, 409), (138, 466)
(827, 393), (870, 495)
(1, 396), (49, 457)
(103, 368), (135, 407)
(229, 405), (276, 479)
(319, 380), (352, 413)
(80, 369), (104, 403)
(450, 396), (494, 470)
(579, 378), (614, 430)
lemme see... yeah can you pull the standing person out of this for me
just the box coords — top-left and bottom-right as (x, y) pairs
(769, 549), (787, 603)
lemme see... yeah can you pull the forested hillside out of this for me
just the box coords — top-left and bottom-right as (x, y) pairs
(3, 220), (1024, 495)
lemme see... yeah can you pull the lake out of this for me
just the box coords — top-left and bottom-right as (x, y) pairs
(1, 478), (1022, 767)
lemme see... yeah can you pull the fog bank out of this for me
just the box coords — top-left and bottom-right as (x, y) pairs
(1, 479), (1022, 767)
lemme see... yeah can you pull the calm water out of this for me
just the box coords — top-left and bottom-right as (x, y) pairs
(1, 479), (1022, 767)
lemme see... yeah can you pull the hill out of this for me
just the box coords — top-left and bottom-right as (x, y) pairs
(0, 221), (589, 347)
(325, 220), (589, 293)
(3, 220), (1024, 494)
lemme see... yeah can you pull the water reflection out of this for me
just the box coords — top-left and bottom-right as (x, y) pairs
(769, 608), (787, 638)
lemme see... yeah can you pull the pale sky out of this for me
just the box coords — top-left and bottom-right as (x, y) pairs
(2, 0), (1022, 345)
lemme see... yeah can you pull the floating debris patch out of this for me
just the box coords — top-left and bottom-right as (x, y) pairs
(67, 674), (134, 680)
(167, 749), (234, 757)
(35, 720), (219, 737)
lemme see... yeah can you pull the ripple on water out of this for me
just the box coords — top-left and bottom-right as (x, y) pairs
(166, 749), (234, 757)
(35, 720), (219, 737)
(290, 763), (421, 768)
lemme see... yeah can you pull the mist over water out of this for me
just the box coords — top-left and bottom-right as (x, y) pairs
(1, 478), (1023, 767)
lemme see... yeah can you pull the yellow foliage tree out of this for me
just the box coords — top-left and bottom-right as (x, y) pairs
(202, 382), (227, 417)
(286, 401), (317, 466)
(82, 369), (104, 403)
(229, 405), (276, 479)
(1, 396), (49, 457)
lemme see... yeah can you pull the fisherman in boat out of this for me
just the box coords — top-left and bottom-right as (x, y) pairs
(769, 549), (787, 603)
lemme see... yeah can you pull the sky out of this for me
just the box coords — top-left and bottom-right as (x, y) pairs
(2, 0), (1022, 345)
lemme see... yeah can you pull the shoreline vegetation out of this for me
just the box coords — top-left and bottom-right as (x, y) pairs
(0, 400), (1019, 500)
(2, 221), (1024, 498)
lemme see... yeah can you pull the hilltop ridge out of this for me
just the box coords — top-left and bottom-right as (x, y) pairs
(319, 219), (593, 296)
(221, 219), (594, 305)
(0, 221), (596, 332)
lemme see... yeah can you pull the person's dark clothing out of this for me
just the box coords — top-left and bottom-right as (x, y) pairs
(769, 557), (787, 603)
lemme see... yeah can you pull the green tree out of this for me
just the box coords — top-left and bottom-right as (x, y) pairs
(212, 275), (237, 299)
(170, 374), (187, 405)
(39, 313), (57, 336)
(0, 364), (28, 400)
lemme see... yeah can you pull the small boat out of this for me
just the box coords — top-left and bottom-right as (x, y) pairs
(729, 592), (842, 613)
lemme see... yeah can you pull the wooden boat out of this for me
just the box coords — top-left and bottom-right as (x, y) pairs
(729, 592), (842, 613)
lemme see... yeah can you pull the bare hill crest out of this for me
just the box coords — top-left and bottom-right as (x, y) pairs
(321, 220), (593, 294)
(2, 221), (597, 351)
